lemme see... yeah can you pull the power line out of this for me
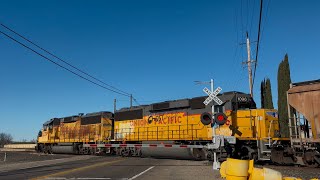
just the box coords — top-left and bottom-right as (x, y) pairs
(232, 5), (247, 92)
(240, 0), (245, 43)
(0, 30), (131, 97)
(259, 0), (271, 46)
(252, 0), (263, 91)
(0, 23), (130, 96)
(245, 0), (249, 31)
(133, 98), (140, 106)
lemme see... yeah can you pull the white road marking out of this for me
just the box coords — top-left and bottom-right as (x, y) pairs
(128, 166), (155, 180)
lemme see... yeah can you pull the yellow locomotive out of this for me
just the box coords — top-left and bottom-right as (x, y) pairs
(37, 112), (113, 154)
(36, 91), (282, 161)
(113, 91), (281, 160)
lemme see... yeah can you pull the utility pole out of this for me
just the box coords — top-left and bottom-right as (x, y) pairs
(114, 99), (117, 113)
(130, 94), (133, 108)
(112, 98), (116, 139)
(243, 31), (254, 98)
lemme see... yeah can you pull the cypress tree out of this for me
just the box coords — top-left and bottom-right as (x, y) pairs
(277, 54), (292, 137)
(260, 80), (265, 108)
(265, 78), (274, 109)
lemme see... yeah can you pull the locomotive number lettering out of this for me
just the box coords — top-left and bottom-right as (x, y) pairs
(237, 97), (248, 102)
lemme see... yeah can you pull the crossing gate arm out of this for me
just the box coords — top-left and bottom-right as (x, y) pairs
(82, 136), (236, 149)
(83, 143), (206, 149)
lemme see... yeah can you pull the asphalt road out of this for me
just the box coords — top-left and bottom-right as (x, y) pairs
(0, 156), (218, 180)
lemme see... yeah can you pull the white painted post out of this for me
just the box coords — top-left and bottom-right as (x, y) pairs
(211, 79), (220, 170)
(197, 79), (223, 170)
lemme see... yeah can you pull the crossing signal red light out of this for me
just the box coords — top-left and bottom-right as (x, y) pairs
(200, 112), (212, 125)
(217, 114), (224, 121)
(214, 112), (227, 125)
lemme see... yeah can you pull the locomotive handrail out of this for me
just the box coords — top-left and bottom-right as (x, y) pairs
(42, 118), (209, 143)
(112, 124), (203, 141)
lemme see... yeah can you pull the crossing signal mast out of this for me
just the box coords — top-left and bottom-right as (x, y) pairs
(199, 80), (228, 170)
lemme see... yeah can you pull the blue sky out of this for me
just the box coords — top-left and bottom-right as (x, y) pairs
(1, 0), (319, 141)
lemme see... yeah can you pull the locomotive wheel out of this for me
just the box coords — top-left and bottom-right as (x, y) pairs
(83, 148), (89, 155)
(240, 146), (249, 160)
(207, 150), (214, 161)
(37, 144), (44, 153)
(192, 148), (205, 160)
(47, 145), (53, 154)
(90, 148), (96, 155)
(251, 152), (258, 161)
(303, 151), (319, 167)
(134, 148), (142, 157)
(43, 146), (48, 154)
(121, 148), (130, 157)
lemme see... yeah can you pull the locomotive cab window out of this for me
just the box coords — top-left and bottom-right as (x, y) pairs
(237, 102), (251, 110)
(38, 130), (42, 137)
(43, 125), (48, 131)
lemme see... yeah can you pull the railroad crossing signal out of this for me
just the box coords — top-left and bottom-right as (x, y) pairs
(203, 87), (223, 106)
(201, 83), (224, 170)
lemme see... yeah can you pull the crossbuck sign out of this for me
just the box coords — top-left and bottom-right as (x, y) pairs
(203, 87), (223, 106)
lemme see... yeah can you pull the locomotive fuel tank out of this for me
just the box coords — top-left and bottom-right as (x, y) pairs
(140, 141), (206, 160)
(51, 145), (75, 154)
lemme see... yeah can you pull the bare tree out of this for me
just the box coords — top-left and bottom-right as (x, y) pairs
(0, 132), (13, 147)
